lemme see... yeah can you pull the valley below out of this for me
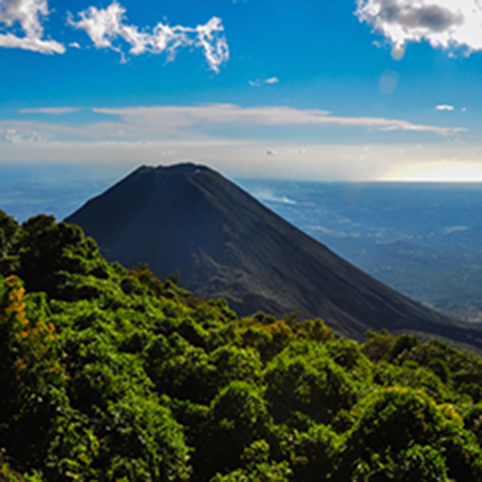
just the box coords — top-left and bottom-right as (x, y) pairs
(239, 179), (482, 323)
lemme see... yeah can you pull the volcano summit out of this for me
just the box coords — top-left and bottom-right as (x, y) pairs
(66, 163), (482, 347)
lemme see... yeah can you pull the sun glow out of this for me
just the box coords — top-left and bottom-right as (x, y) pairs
(382, 161), (482, 182)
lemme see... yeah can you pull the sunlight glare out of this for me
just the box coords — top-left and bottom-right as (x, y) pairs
(382, 161), (482, 182)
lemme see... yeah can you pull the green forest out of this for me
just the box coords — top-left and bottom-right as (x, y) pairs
(3, 211), (482, 481)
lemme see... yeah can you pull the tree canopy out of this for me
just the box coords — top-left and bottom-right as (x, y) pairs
(1, 211), (482, 481)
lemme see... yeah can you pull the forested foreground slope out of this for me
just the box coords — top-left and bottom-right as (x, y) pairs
(4, 212), (482, 480)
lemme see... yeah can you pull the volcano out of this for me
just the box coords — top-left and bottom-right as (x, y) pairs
(66, 163), (482, 346)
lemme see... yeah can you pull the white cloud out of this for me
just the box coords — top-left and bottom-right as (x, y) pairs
(355, 0), (482, 54)
(4, 128), (22, 143)
(69, 42), (80, 49)
(0, 0), (64, 53)
(194, 17), (229, 72)
(93, 104), (461, 137)
(254, 189), (297, 204)
(20, 107), (80, 115)
(69, 2), (229, 72)
(249, 76), (280, 87)
(0, 127), (42, 143)
(0, 104), (463, 151)
(436, 104), (455, 111)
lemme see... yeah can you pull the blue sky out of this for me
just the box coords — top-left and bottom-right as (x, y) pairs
(1, 0), (482, 181)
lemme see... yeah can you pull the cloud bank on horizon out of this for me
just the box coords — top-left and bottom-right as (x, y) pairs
(0, 0), (229, 71)
(356, 0), (482, 54)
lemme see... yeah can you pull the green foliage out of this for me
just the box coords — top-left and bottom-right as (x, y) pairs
(208, 381), (269, 469)
(429, 358), (451, 384)
(464, 404), (482, 445)
(341, 386), (482, 481)
(211, 439), (291, 481)
(3, 210), (482, 480)
(0, 211), (21, 275)
(263, 340), (360, 427)
(283, 424), (340, 480)
(362, 329), (395, 362)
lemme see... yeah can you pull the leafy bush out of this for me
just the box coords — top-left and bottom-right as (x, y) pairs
(263, 341), (360, 427)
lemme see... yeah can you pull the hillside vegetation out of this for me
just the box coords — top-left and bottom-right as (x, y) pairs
(3, 211), (482, 480)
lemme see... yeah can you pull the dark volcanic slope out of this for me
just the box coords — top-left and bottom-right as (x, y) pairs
(66, 163), (482, 346)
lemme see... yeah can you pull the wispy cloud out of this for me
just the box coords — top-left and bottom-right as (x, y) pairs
(0, 0), (228, 71)
(356, 0), (482, 55)
(249, 76), (280, 87)
(254, 189), (297, 204)
(93, 104), (461, 137)
(20, 107), (80, 115)
(0, 104), (463, 148)
(0, 0), (64, 54)
(68, 1), (229, 72)
(436, 104), (455, 111)
(0, 127), (42, 143)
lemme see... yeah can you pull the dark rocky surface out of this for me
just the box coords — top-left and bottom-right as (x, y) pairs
(66, 163), (482, 347)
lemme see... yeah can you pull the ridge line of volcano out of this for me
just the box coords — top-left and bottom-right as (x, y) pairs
(65, 162), (482, 350)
